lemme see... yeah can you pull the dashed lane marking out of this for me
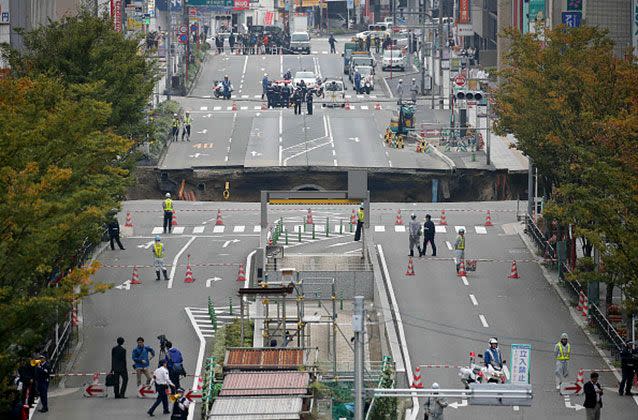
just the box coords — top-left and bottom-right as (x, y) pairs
(469, 294), (478, 306)
(479, 314), (489, 328)
(461, 276), (469, 286)
(253, 225), (261, 232)
(435, 226), (447, 233)
(172, 226), (185, 234)
(375, 225), (386, 232)
(200, 106), (208, 111)
(193, 226), (205, 234)
(152, 227), (163, 234)
(475, 226), (487, 234)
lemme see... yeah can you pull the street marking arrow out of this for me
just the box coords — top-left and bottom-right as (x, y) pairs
(222, 239), (240, 248)
(250, 150), (262, 157)
(83, 384), (106, 397)
(188, 153), (210, 158)
(560, 382), (583, 396)
(564, 396), (584, 410)
(115, 280), (131, 290)
(138, 384), (157, 399)
(202, 113), (212, 118)
(197, 129), (208, 134)
(348, 136), (360, 142)
(206, 277), (223, 287)
(137, 240), (154, 249)
(449, 399), (468, 409)
(184, 390), (203, 402)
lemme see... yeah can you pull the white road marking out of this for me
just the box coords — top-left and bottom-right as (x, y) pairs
(213, 106), (221, 111)
(469, 294), (478, 306)
(388, 160), (392, 167)
(137, 240), (154, 249)
(360, 105), (369, 110)
(226, 106), (232, 111)
(233, 225), (245, 233)
(172, 226), (185, 234)
(193, 226), (205, 234)
(279, 110), (283, 135)
(185, 307), (206, 420)
(241, 95), (249, 99)
(168, 236), (197, 289)
(253, 225), (261, 232)
(152, 227), (163, 234)
(115, 280), (131, 290)
(513, 406), (519, 411)
(475, 226), (487, 234)
(254, 95), (260, 99)
(461, 276), (469, 286)
(454, 225), (466, 233)
(278, 145), (283, 166)
(370, 95), (377, 99)
(205, 277), (222, 287)
(435, 226), (447, 233)
(479, 314), (489, 328)
(345, 95), (352, 98)
(328, 241), (354, 248)
(446, 241), (453, 250)
(240, 106), (248, 110)
(199, 106), (208, 111)
(222, 239), (240, 248)
(254, 106), (261, 110)
(375, 225), (386, 232)
(333, 159), (338, 166)
(213, 225), (225, 233)
(394, 225), (406, 232)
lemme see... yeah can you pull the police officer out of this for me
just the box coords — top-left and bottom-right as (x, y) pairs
(261, 73), (270, 100)
(282, 84), (290, 108)
(181, 112), (191, 141)
(34, 354), (50, 413)
(293, 85), (303, 115)
(171, 114), (180, 142)
(153, 235), (169, 281)
(163, 192), (173, 234)
(619, 341), (636, 396)
(354, 206), (364, 242)
(107, 210), (125, 250)
(306, 89), (314, 115)
(170, 388), (190, 420)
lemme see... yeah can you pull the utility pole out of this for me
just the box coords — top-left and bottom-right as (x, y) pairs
(527, 158), (534, 221)
(182, 0), (190, 93)
(353, 296), (365, 420)
(437, 0), (443, 109)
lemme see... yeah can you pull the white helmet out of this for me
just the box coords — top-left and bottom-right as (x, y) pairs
(489, 338), (498, 345)
(561, 333), (569, 340)
(165, 193), (171, 198)
(411, 213), (416, 220)
(432, 382), (439, 389)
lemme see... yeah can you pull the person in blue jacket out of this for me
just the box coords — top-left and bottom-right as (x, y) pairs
(132, 337), (155, 387)
(484, 337), (503, 369)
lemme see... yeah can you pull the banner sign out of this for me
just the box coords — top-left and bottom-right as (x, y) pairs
(510, 344), (532, 385)
(233, 0), (249, 10)
(459, 0), (470, 24)
(114, 0), (123, 32)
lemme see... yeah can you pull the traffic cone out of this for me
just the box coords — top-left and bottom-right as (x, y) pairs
(576, 291), (584, 312)
(575, 368), (584, 392)
(215, 209), (224, 225)
(261, 101), (268, 110)
(172, 211), (177, 226)
(196, 376), (203, 390)
(345, 100), (351, 110)
(395, 209), (404, 225)
(582, 295), (589, 317)
(374, 102), (381, 110)
(71, 306), (78, 327)
(122, 211), (134, 237)
(439, 209), (448, 225)
(236, 263), (247, 282)
(410, 366), (423, 388)
(130, 266), (142, 285)
(457, 259), (467, 277)
(405, 257), (415, 276)
(350, 209), (357, 225)
(183, 255), (194, 283)
(232, 101), (237, 111)
(507, 260), (520, 279)
(306, 209), (314, 225)
(484, 210), (494, 227)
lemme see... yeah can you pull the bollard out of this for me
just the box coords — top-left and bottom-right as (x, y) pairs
(340, 220), (343, 234)
(350, 221), (353, 233)
(312, 223), (316, 239)
(298, 228), (302, 242)
(303, 217), (307, 233)
(326, 217), (329, 237)
(339, 291), (344, 310)
(228, 297), (233, 315)
(285, 229), (289, 245)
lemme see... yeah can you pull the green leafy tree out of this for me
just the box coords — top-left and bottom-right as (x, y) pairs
(2, 10), (157, 137)
(0, 77), (132, 411)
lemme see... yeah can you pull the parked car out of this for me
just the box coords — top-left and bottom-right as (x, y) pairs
(293, 71), (317, 88)
(382, 48), (407, 71)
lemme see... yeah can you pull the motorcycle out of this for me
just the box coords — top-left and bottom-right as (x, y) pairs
(458, 353), (507, 389)
(362, 77), (373, 95)
(213, 80), (233, 99)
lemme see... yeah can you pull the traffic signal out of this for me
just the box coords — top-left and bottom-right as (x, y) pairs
(455, 91), (484, 101)
(399, 0), (407, 8)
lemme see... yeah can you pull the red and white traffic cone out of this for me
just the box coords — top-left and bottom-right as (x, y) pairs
(405, 257), (415, 276)
(484, 210), (494, 227)
(122, 211), (134, 237)
(172, 211), (177, 227)
(306, 209), (314, 225)
(395, 209), (404, 225)
(576, 291), (584, 312)
(261, 101), (268, 110)
(231, 101), (237, 111)
(582, 295), (589, 317)
(345, 100), (351, 110)
(215, 209), (224, 225)
(457, 259), (467, 277)
(411, 366), (423, 388)
(183, 255), (194, 283)
(236, 263), (247, 282)
(507, 260), (520, 279)
(350, 209), (357, 225)
(374, 102), (381, 110)
(130, 266), (142, 285)
(575, 368), (584, 393)
(439, 209), (448, 225)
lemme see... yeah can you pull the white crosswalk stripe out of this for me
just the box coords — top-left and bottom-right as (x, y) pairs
(213, 106), (221, 111)
(474, 226), (487, 234)
(394, 225), (406, 232)
(172, 226), (185, 234)
(375, 225), (386, 232)
(200, 106), (208, 111)
(233, 225), (245, 233)
(253, 225), (261, 232)
(193, 226), (205, 234)
(152, 227), (163, 234)
(435, 226), (447, 233)
(186, 307), (239, 338)
(213, 225), (225, 233)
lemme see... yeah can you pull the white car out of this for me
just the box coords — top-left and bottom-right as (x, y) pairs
(323, 79), (346, 107)
(382, 49), (407, 71)
(293, 71), (316, 88)
(355, 65), (374, 92)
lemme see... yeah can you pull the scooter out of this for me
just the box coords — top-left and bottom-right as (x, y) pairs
(213, 81), (233, 99)
(459, 353), (507, 389)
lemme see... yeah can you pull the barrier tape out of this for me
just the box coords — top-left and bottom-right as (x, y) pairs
(126, 208), (518, 213)
(53, 371), (204, 377)
(418, 364), (464, 369)
(102, 263), (240, 269)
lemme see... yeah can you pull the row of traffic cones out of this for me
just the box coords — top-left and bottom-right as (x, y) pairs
(405, 257), (522, 278)
(123, 259), (248, 284)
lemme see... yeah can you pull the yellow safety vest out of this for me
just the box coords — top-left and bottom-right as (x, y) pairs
(172, 119), (180, 128)
(153, 243), (164, 258)
(184, 116), (192, 125)
(357, 209), (365, 222)
(456, 236), (465, 250)
(163, 198), (173, 212)
(556, 342), (570, 361)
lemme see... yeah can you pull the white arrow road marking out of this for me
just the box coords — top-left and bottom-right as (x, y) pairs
(348, 136), (360, 142)
(222, 239), (240, 248)
(115, 280), (131, 290)
(137, 240), (154, 249)
(202, 113), (212, 118)
(564, 396), (584, 411)
(188, 153), (210, 158)
(448, 399), (468, 409)
(196, 129), (208, 134)
(250, 150), (262, 157)
(205, 277), (223, 287)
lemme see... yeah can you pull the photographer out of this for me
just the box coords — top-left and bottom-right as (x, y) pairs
(164, 341), (185, 392)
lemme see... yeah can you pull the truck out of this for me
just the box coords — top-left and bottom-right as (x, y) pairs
(349, 51), (375, 76)
(343, 42), (368, 74)
(292, 14), (308, 33)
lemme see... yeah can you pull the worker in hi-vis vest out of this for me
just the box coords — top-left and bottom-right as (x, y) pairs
(354, 206), (364, 242)
(554, 333), (571, 390)
(163, 193), (173, 234)
(152, 235), (169, 281)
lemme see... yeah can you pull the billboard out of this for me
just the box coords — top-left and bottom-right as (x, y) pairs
(459, 0), (470, 24)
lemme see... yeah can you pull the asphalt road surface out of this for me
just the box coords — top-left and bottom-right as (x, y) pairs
(41, 200), (638, 419)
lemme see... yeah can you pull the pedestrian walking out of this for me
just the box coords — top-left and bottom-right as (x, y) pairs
(408, 213), (422, 257)
(228, 32), (235, 53)
(453, 228), (465, 273)
(261, 73), (270, 100)
(410, 78), (418, 103)
(396, 79), (404, 103)
(18, 358), (36, 409)
(365, 34), (371, 52)
(283, 69), (292, 80)
(107, 211), (125, 250)
(170, 388), (190, 420)
(34, 354), (50, 413)
(132, 337), (155, 387)
(181, 112), (191, 141)
(306, 89), (314, 115)
(152, 235), (169, 281)
(147, 359), (174, 417)
(554, 333), (571, 390)
(293, 85), (303, 115)
(328, 34), (336, 53)
(421, 214), (436, 257)
(163, 193), (173, 234)
(583, 372), (603, 420)
(354, 206), (364, 242)
(619, 341), (636, 396)
(171, 114), (180, 142)
(424, 382), (448, 419)
(374, 35), (380, 53)
(111, 337), (128, 399)
(164, 341), (185, 392)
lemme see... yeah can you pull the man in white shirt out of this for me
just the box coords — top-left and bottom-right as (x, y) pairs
(147, 359), (174, 417)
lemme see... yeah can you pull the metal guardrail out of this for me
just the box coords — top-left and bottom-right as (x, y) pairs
(525, 216), (625, 358)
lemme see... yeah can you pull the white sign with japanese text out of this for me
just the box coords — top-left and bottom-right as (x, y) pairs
(0, 0), (9, 24)
(509, 343), (531, 385)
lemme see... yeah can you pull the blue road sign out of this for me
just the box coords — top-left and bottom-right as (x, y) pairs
(561, 11), (582, 28)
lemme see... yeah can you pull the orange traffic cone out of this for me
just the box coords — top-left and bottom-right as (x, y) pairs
(576, 291), (585, 312)
(582, 295), (589, 317)
(261, 101), (268, 110)
(439, 209), (448, 225)
(183, 255), (194, 283)
(125, 211), (133, 228)
(405, 257), (415, 276)
(306, 209), (314, 225)
(236, 263), (247, 282)
(345, 100), (351, 110)
(374, 102), (381, 110)
(575, 368), (584, 390)
(172, 211), (177, 226)
(215, 209), (224, 225)
(410, 366), (423, 388)
(130, 266), (142, 285)
(395, 209), (404, 225)
(232, 101), (237, 111)
(457, 259), (467, 277)
(507, 260), (520, 279)
(484, 210), (494, 227)
(350, 209), (357, 225)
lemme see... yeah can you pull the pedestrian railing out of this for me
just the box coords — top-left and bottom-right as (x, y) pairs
(525, 216), (625, 358)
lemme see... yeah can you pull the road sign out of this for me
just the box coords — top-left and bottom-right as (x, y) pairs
(138, 384), (157, 398)
(454, 74), (466, 87)
(561, 11), (582, 28)
(178, 33), (188, 44)
(179, 25), (187, 33)
(560, 382), (583, 396)
(191, 24), (199, 32)
(509, 343), (531, 385)
(83, 383), (106, 397)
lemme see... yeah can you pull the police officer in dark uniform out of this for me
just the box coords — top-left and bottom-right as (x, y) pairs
(282, 84), (290, 108)
(293, 84), (303, 115)
(619, 341), (636, 396)
(107, 211), (125, 250)
(266, 84), (275, 108)
(306, 88), (314, 115)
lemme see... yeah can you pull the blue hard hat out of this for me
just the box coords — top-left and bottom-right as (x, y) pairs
(155, 235), (161, 241)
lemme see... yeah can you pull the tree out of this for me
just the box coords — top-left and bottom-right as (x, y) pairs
(1, 10), (157, 137)
(494, 25), (638, 313)
(0, 77), (132, 410)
